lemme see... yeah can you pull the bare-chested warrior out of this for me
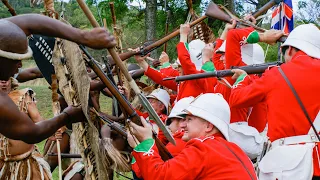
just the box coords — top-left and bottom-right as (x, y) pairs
(0, 14), (116, 143)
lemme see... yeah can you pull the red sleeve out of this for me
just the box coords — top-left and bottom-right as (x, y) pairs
(213, 39), (225, 70)
(229, 70), (273, 109)
(160, 66), (180, 77)
(133, 139), (204, 180)
(248, 102), (268, 133)
(144, 66), (178, 91)
(177, 42), (198, 75)
(176, 42), (217, 92)
(225, 27), (255, 69)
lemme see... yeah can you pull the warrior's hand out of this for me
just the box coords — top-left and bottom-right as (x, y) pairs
(62, 106), (86, 124)
(128, 117), (153, 143)
(83, 27), (117, 49)
(118, 85), (130, 99)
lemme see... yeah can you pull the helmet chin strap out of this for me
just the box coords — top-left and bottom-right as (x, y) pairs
(0, 46), (33, 60)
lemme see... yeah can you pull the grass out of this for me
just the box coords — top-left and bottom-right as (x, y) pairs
(19, 85), (131, 180)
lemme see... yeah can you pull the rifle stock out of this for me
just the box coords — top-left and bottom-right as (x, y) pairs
(164, 61), (283, 82)
(205, 2), (287, 42)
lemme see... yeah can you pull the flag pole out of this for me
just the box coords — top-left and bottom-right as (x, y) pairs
(277, 2), (283, 62)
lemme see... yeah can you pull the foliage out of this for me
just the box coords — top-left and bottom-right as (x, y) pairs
(296, 0), (320, 25)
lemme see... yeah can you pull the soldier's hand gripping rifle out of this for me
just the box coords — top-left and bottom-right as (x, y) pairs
(79, 45), (173, 161)
(205, 2), (287, 42)
(164, 61), (283, 82)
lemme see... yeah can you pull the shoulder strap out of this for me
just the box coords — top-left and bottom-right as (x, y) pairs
(218, 141), (255, 180)
(277, 67), (320, 141)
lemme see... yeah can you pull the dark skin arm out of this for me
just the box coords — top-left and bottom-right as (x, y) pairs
(0, 92), (84, 144)
(6, 14), (116, 49)
(16, 67), (43, 83)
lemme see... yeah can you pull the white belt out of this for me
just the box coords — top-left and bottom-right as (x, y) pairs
(272, 134), (319, 148)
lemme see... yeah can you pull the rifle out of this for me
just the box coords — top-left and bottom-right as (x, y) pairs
(252, 0), (282, 18)
(1, 0), (16, 16)
(205, 2), (287, 42)
(163, 61), (283, 82)
(79, 45), (173, 161)
(105, 16), (207, 67)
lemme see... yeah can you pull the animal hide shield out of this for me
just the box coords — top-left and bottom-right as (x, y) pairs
(52, 39), (109, 179)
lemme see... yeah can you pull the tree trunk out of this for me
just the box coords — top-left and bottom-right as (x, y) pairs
(145, 0), (157, 58)
(225, 0), (235, 14)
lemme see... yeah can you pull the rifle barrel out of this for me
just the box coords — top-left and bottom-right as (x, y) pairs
(168, 62), (283, 82)
(205, 2), (287, 43)
(252, 0), (281, 18)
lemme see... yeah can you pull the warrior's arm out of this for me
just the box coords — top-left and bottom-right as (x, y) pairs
(6, 14), (116, 49)
(0, 92), (82, 144)
(16, 67), (43, 83)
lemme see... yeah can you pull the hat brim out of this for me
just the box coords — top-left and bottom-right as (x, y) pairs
(282, 38), (320, 59)
(178, 105), (230, 141)
(146, 95), (169, 115)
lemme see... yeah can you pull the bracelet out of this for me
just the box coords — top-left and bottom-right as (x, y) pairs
(62, 111), (71, 122)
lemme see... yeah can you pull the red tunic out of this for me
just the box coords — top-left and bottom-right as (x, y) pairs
(145, 66), (178, 91)
(132, 130), (187, 179)
(159, 62), (179, 77)
(221, 27), (267, 130)
(213, 38), (225, 71)
(132, 133), (257, 180)
(175, 42), (216, 100)
(229, 51), (320, 175)
(144, 43), (217, 101)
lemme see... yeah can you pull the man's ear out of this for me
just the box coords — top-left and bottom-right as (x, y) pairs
(288, 46), (298, 57)
(205, 122), (215, 133)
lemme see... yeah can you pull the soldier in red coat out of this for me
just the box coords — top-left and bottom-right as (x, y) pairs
(211, 19), (267, 160)
(230, 24), (320, 179)
(135, 24), (217, 102)
(127, 93), (257, 180)
(131, 97), (193, 179)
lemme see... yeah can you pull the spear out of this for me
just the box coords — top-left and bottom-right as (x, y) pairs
(1, 0), (17, 16)
(76, 0), (176, 146)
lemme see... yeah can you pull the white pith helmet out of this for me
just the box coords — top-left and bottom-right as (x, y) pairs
(241, 43), (265, 65)
(282, 24), (320, 59)
(178, 93), (231, 141)
(146, 88), (170, 115)
(189, 39), (206, 71)
(216, 41), (265, 65)
(166, 97), (195, 125)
